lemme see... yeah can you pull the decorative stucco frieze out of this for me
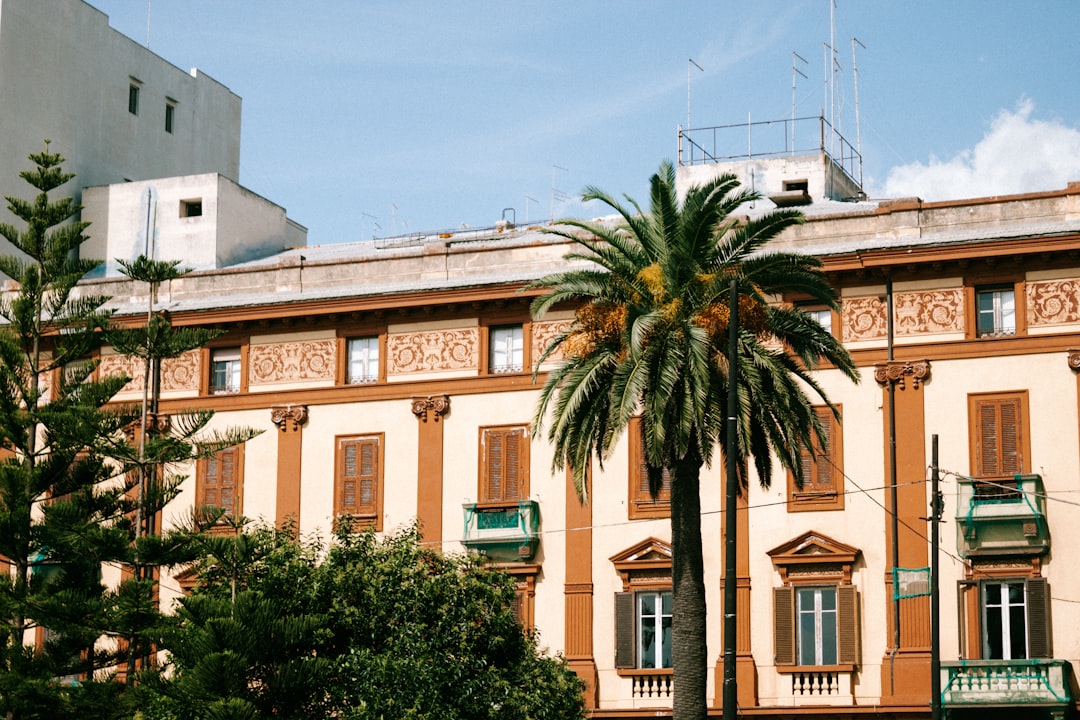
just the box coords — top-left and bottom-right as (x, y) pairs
(874, 359), (931, 390)
(388, 328), (478, 374)
(249, 339), (335, 384)
(893, 289), (964, 335)
(1028, 279), (1080, 326)
(532, 319), (572, 365)
(842, 296), (887, 342)
(99, 350), (200, 393)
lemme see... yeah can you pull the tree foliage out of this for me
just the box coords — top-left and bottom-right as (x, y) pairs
(143, 523), (586, 720)
(528, 161), (858, 719)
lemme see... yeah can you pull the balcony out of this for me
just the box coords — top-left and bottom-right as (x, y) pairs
(462, 500), (539, 562)
(956, 474), (1049, 558)
(941, 659), (1071, 710)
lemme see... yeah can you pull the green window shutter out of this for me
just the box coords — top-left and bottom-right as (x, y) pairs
(614, 592), (635, 669)
(837, 585), (860, 665)
(1026, 577), (1051, 658)
(773, 586), (796, 666)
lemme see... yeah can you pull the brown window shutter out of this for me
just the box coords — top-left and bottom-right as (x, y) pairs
(482, 427), (528, 503)
(357, 438), (378, 515)
(218, 447), (238, 517)
(614, 592), (635, 668)
(341, 441), (359, 514)
(202, 455), (220, 508)
(837, 585), (860, 665)
(773, 586), (795, 666)
(976, 399), (1000, 477)
(1026, 577), (1051, 658)
(999, 398), (1022, 476)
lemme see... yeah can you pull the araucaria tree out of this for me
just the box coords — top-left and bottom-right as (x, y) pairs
(530, 161), (858, 719)
(0, 146), (134, 717)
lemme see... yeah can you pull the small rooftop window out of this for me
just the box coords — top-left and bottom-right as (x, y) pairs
(180, 199), (203, 218)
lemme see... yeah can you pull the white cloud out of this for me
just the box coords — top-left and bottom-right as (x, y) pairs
(879, 100), (1080, 200)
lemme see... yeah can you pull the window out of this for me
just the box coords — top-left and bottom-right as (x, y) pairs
(479, 425), (529, 505)
(180, 199), (203, 218)
(165, 101), (175, 133)
(615, 590), (672, 669)
(489, 324), (523, 374)
(335, 434), (383, 531)
(797, 587), (838, 665)
(197, 446), (243, 520)
(209, 347), (241, 394)
(976, 286), (1016, 337)
(969, 391), (1029, 495)
(800, 305), (833, 335)
(787, 406), (844, 511)
(628, 416), (670, 519)
(769, 531), (861, 669)
(346, 336), (379, 384)
(128, 82), (140, 115)
(982, 578), (1050, 660)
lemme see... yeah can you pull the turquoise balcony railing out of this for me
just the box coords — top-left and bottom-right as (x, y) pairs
(462, 500), (540, 561)
(956, 474), (1049, 557)
(941, 659), (1070, 709)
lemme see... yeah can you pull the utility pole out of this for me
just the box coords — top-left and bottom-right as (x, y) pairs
(722, 279), (739, 720)
(930, 435), (943, 720)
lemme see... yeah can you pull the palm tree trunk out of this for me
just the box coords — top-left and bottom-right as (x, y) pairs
(670, 449), (707, 720)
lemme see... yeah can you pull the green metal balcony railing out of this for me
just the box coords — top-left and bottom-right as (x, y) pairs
(941, 659), (1071, 708)
(462, 500), (540, 562)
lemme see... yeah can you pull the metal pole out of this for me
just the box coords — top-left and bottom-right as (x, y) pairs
(931, 435), (943, 720)
(722, 279), (739, 720)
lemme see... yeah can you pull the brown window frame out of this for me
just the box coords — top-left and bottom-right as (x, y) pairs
(196, 444), (244, 525)
(611, 538), (673, 676)
(334, 433), (384, 531)
(968, 391), (1030, 496)
(201, 341), (249, 396)
(787, 405), (844, 512)
(964, 276), (1026, 340)
(628, 416), (670, 520)
(478, 424), (530, 507)
(481, 318), (532, 376)
(957, 564), (1050, 660)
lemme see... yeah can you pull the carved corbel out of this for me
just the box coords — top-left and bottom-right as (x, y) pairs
(411, 394), (450, 422)
(271, 404), (308, 432)
(1068, 349), (1080, 372)
(874, 359), (931, 390)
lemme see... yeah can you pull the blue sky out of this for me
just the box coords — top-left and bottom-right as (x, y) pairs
(89, 1), (1080, 245)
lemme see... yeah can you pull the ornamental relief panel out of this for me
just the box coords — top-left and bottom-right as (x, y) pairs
(161, 351), (201, 391)
(98, 354), (142, 392)
(388, 327), (479, 375)
(842, 296), (887, 342)
(249, 339), (335, 385)
(893, 289), (964, 335)
(1028, 279), (1080, 326)
(532, 320), (572, 365)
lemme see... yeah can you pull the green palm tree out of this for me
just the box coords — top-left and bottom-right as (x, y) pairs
(529, 161), (859, 719)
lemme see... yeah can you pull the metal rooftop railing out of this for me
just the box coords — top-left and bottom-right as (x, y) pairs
(677, 114), (862, 189)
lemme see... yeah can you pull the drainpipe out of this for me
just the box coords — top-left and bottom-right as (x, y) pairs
(886, 277), (900, 694)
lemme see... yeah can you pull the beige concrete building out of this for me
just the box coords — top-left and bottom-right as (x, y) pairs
(65, 145), (1080, 719)
(0, 0), (242, 257)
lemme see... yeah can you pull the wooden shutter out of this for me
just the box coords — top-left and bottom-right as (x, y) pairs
(773, 586), (795, 666)
(482, 426), (528, 503)
(614, 592), (635, 668)
(973, 395), (1024, 478)
(339, 436), (379, 518)
(837, 585), (860, 665)
(799, 408), (837, 493)
(202, 447), (238, 517)
(1026, 577), (1051, 658)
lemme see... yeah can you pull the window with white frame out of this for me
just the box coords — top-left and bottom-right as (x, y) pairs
(797, 587), (838, 666)
(489, 324), (523, 373)
(983, 580), (1032, 660)
(800, 305), (833, 335)
(637, 590), (673, 669)
(210, 347), (241, 394)
(975, 287), (1016, 337)
(346, 336), (379, 384)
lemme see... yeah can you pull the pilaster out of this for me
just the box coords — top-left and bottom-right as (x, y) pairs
(564, 467), (598, 707)
(271, 404), (307, 528)
(716, 486), (756, 707)
(412, 395), (449, 546)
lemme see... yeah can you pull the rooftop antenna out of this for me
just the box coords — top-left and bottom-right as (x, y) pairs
(146, 0), (152, 49)
(391, 203), (398, 236)
(829, 0), (836, 134)
(549, 165), (569, 222)
(791, 51), (808, 155)
(524, 194), (538, 224)
(852, 36), (866, 189)
(687, 58), (704, 130)
(361, 212), (377, 241)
